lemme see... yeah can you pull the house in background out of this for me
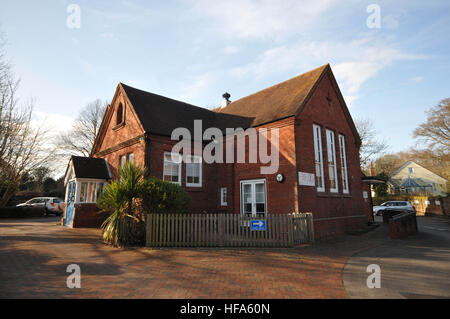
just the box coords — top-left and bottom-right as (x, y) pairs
(63, 64), (372, 238)
(389, 161), (447, 196)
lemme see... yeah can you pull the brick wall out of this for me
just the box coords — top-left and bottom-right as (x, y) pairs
(294, 71), (367, 238)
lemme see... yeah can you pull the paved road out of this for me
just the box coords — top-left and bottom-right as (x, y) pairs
(0, 216), (390, 299)
(343, 216), (450, 298)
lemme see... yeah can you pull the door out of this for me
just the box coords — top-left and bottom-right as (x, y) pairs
(241, 179), (267, 220)
(64, 181), (76, 227)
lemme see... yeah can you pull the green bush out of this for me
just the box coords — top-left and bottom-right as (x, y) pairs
(96, 163), (191, 247)
(140, 177), (191, 214)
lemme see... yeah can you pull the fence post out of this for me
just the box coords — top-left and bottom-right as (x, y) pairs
(307, 213), (315, 243)
(287, 213), (294, 247)
(146, 213), (151, 246)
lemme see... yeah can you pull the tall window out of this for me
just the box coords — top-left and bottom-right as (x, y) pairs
(128, 153), (134, 164)
(313, 124), (325, 192)
(163, 152), (181, 184)
(79, 182), (88, 203)
(339, 134), (349, 194)
(326, 129), (338, 193)
(116, 103), (123, 125)
(186, 155), (202, 187)
(120, 155), (126, 169)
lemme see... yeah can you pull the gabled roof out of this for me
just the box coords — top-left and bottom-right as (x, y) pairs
(67, 156), (111, 180)
(216, 64), (328, 126)
(390, 160), (447, 181)
(120, 83), (253, 137)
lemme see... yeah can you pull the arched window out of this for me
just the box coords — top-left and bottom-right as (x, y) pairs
(116, 103), (123, 125)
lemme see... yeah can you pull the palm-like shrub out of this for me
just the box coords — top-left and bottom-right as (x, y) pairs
(97, 162), (191, 247)
(97, 162), (146, 247)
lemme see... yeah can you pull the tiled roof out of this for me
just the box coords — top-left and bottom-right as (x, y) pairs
(70, 156), (111, 179)
(121, 83), (253, 138)
(216, 64), (328, 126)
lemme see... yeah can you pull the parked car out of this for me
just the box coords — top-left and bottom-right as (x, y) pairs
(16, 197), (64, 215)
(373, 201), (416, 216)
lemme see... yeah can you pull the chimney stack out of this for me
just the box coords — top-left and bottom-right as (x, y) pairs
(221, 92), (231, 108)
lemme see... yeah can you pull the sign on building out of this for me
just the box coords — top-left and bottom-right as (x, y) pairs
(298, 172), (315, 186)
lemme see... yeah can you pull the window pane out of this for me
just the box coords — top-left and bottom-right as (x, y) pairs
(79, 182), (87, 202)
(256, 203), (265, 213)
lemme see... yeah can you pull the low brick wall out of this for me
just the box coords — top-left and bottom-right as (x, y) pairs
(63, 203), (109, 228)
(389, 212), (418, 239)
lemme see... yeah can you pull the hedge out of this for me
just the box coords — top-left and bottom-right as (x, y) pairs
(0, 206), (46, 219)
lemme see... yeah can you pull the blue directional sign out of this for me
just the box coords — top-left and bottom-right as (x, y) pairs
(251, 219), (266, 231)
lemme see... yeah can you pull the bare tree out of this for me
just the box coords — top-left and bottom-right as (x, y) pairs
(0, 47), (52, 206)
(355, 118), (389, 168)
(57, 99), (107, 157)
(413, 98), (450, 150)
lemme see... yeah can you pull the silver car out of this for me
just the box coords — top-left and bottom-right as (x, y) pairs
(16, 197), (64, 215)
(373, 201), (416, 216)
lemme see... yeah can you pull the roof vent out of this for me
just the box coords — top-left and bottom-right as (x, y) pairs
(221, 92), (231, 107)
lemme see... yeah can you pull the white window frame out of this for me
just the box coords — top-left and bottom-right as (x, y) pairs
(128, 153), (134, 164)
(326, 129), (339, 193)
(220, 187), (227, 206)
(186, 155), (202, 187)
(313, 124), (325, 192)
(339, 134), (349, 194)
(239, 179), (267, 219)
(163, 152), (182, 185)
(74, 180), (106, 204)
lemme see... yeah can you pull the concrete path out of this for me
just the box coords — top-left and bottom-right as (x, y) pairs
(343, 217), (450, 299)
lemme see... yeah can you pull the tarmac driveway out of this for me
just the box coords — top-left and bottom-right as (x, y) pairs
(343, 217), (450, 298)
(0, 216), (388, 299)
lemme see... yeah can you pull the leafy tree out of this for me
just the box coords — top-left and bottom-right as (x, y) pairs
(373, 172), (389, 197)
(43, 177), (57, 193)
(32, 166), (51, 192)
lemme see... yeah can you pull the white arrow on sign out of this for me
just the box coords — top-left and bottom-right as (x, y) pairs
(254, 220), (264, 227)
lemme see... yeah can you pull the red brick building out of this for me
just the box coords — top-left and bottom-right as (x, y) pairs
(65, 64), (370, 238)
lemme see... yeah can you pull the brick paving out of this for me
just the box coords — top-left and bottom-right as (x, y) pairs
(0, 217), (388, 298)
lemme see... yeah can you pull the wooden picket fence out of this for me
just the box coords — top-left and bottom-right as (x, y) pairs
(146, 213), (314, 248)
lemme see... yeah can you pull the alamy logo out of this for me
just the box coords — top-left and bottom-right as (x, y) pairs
(66, 264), (81, 288)
(366, 264), (381, 288)
(171, 120), (279, 174)
(66, 4), (81, 29)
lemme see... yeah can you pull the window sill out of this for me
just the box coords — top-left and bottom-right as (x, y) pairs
(316, 192), (352, 198)
(112, 122), (125, 131)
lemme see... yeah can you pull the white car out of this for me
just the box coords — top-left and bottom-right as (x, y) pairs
(373, 201), (416, 216)
(16, 197), (64, 215)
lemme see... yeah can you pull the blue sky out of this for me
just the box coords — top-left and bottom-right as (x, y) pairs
(0, 0), (449, 153)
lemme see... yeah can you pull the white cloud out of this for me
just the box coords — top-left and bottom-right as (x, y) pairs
(228, 38), (425, 104)
(178, 73), (214, 103)
(223, 46), (240, 54)
(32, 111), (75, 137)
(187, 0), (336, 40)
(409, 76), (424, 83)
